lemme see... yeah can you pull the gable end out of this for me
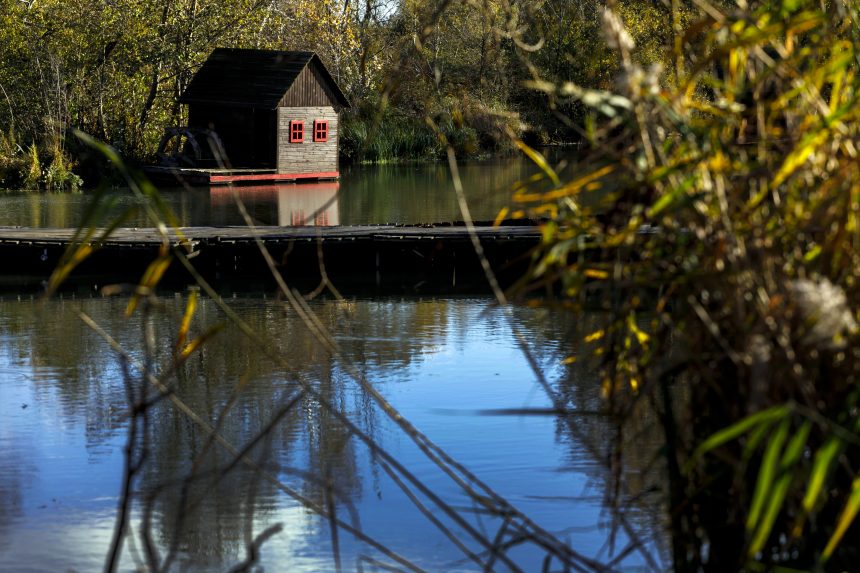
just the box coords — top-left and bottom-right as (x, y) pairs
(279, 64), (334, 109)
(279, 58), (347, 111)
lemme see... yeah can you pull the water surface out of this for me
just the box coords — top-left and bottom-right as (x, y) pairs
(0, 157), (563, 228)
(0, 294), (664, 571)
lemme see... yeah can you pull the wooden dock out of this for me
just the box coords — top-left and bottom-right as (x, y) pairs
(0, 225), (541, 293)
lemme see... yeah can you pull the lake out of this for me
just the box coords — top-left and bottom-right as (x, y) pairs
(0, 294), (664, 572)
(0, 158), (665, 572)
(0, 157), (565, 229)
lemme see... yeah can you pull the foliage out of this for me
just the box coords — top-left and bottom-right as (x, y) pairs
(513, 0), (860, 569)
(0, 0), (365, 177)
(0, 0), (690, 183)
(23, 145), (42, 189)
(44, 147), (84, 191)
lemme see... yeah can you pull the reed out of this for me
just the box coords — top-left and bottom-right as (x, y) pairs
(511, 1), (860, 570)
(340, 107), (500, 163)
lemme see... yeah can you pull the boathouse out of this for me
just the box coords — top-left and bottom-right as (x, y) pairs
(179, 48), (350, 180)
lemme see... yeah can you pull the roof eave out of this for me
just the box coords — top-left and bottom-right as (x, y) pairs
(179, 97), (278, 110)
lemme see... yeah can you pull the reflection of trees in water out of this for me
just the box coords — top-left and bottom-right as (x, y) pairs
(329, 299), (453, 372)
(140, 385), (306, 564)
(0, 294), (666, 567)
(551, 310), (669, 564)
(339, 160), (542, 224)
(0, 447), (28, 552)
(303, 356), (362, 507)
(0, 296), (131, 447)
(0, 295), (468, 564)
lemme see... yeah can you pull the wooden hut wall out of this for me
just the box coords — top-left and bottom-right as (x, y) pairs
(189, 105), (276, 168)
(277, 107), (338, 174)
(252, 109), (277, 168)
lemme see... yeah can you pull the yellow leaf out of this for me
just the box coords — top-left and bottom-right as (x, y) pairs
(772, 129), (828, 189)
(175, 290), (198, 356)
(512, 139), (561, 187)
(708, 152), (731, 172)
(584, 269), (609, 279)
(47, 243), (94, 293)
(126, 255), (172, 316)
(585, 329), (605, 343)
(493, 207), (510, 227)
(627, 314), (650, 345)
(541, 165), (614, 201)
(823, 476), (860, 560)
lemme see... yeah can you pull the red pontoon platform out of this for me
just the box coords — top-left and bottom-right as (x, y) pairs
(143, 166), (339, 186)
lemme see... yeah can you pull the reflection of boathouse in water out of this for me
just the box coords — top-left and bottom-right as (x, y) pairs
(209, 183), (339, 226)
(149, 49), (350, 185)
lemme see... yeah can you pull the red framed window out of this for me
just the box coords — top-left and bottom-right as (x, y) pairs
(289, 120), (304, 143)
(313, 120), (329, 143)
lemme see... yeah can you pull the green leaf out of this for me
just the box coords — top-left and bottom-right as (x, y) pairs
(692, 405), (791, 461)
(802, 437), (841, 514)
(746, 417), (790, 533)
(743, 420), (773, 462)
(803, 245), (822, 263)
(647, 178), (695, 219)
(781, 0), (803, 16)
(748, 421), (810, 556)
(793, 436), (842, 538)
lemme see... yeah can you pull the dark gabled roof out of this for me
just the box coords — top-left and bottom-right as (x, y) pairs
(179, 48), (350, 109)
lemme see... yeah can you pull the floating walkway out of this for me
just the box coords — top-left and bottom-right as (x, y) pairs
(0, 225), (541, 293)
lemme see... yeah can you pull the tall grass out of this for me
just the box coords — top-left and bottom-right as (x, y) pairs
(340, 112), (441, 162)
(339, 98), (520, 163)
(341, 111), (479, 163)
(511, 1), (860, 570)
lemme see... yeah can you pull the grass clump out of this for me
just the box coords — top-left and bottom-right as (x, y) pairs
(0, 129), (82, 191)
